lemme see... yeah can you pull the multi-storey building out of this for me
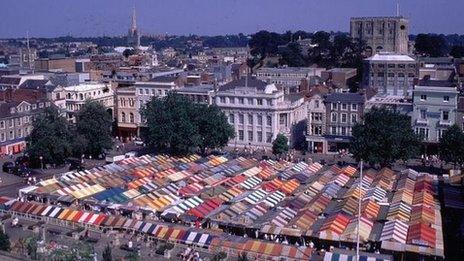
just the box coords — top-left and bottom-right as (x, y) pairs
(135, 76), (184, 125)
(215, 77), (307, 148)
(63, 82), (114, 123)
(115, 87), (138, 140)
(0, 89), (52, 155)
(306, 92), (365, 153)
(176, 85), (215, 105)
(350, 16), (409, 55)
(411, 79), (458, 143)
(254, 67), (325, 89)
(362, 53), (418, 97)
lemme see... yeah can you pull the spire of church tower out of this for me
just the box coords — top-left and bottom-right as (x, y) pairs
(131, 6), (137, 30)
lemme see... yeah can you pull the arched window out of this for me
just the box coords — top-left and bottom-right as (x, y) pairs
(129, 113), (134, 123)
(79, 93), (84, 100)
(121, 112), (126, 123)
(67, 93), (71, 99)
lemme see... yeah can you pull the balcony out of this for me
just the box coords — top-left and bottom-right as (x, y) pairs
(415, 118), (428, 125)
(438, 120), (452, 126)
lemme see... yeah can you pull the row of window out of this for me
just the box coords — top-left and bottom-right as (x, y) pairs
(372, 64), (416, 69)
(219, 96), (272, 106)
(138, 88), (167, 96)
(330, 103), (358, 111)
(329, 126), (352, 136)
(11, 102), (47, 114)
(119, 98), (135, 107)
(66, 91), (104, 100)
(415, 127), (445, 142)
(237, 130), (273, 143)
(0, 116), (31, 129)
(0, 128), (31, 142)
(419, 109), (450, 121)
(373, 72), (416, 78)
(330, 113), (358, 124)
(120, 112), (135, 124)
(229, 113), (273, 126)
(419, 95), (450, 102)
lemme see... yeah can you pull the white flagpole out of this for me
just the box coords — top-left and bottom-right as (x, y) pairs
(356, 160), (363, 261)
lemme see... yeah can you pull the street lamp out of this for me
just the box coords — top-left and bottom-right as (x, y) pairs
(39, 156), (43, 170)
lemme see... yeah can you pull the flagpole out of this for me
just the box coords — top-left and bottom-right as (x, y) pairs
(355, 160), (363, 261)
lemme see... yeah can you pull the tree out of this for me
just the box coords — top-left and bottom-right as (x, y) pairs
(279, 42), (306, 67)
(25, 107), (72, 167)
(196, 104), (235, 155)
(350, 108), (420, 167)
(272, 134), (289, 157)
(102, 244), (112, 261)
(142, 93), (234, 155)
(450, 45), (464, 58)
(75, 101), (113, 158)
(0, 228), (10, 252)
(25, 237), (37, 260)
(123, 48), (135, 58)
(414, 34), (448, 57)
(439, 125), (464, 167)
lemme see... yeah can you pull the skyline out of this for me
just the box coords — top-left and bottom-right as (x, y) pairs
(2, 0), (463, 38)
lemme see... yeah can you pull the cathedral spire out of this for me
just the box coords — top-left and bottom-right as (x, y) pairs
(131, 6), (137, 30)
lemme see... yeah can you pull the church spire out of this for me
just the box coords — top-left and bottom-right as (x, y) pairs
(131, 6), (137, 30)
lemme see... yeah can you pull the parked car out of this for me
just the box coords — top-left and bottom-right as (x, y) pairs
(2, 162), (15, 173)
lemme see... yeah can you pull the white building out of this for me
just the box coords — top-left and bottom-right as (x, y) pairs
(254, 67), (325, 88)
(63, 82), (114, 123)
(215, 77), (307, 148)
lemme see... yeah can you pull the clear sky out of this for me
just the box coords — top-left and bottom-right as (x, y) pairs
(1, 0), (462, 38)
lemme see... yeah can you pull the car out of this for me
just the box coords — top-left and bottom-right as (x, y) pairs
(134, 140), (144, 146)
(2, 162), (15, 173)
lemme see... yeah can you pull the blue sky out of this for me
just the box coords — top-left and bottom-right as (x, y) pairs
(1, 0), (461, 38)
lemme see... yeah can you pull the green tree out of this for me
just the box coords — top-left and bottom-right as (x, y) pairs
(279, 42), (306, 67)
(142, 93), (234, 155)
(439, 125), (464, 167)
(350, 107), (420, 167)
(0, 228), (10, 252)
(196, 105), (235, 155)
(450, 45), (464, 58)
(414, 34), (448, 57)
(272, 134), (289, 157)
(102, 244), (112, 261)
(25, 107), (72, 167)
(26, 237), (37, 260)
(75, 101), (113, 158)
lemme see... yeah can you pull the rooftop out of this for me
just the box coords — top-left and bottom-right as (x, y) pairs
(219, 77), (269, 92)
(64, 83), (110, 92)
(365, 53), (415, 62)
(325, 92), (365, 103)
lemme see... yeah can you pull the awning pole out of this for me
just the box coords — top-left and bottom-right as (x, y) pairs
(355, 160), (363, 261)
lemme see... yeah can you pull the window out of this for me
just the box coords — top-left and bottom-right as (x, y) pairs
(267, 116), (272, 126)
(248, 131), (253, 141)
(444, 96), (449, 102)
(341, 127), (347, 136)
(331, 103), (338, 110)
(257, 115), (262, 125)
(239, 114), (244, 124)
(331, 112), (337, 122)
(312, 125), (322, 135)
(238, 130), (244, 141)
(239, 98), (244, 104)
(0, 133), (4, 142)
(351, 104), (357, 111)
(315, 100), (320, 108)
(257, 131), (263, 142)
(437, 129), (445, 140)
(229, 114), (235, 124)
(8, 119), (13, 128)
(266, 132), (273, 143)
(121, 112), (126, 123)
(331, 126), (337, 135)
(138, 89), (143, 95)
(388, 64), (395, 69)
(248, 115), (253, 125)
(416, 128), (429, 141)
(398, 64), (405, 68)
(442, 111), (449, 121)
(348, 114), (355, 123)
(129, 113), (134, 123)
(341, 113), (347, 123)
(220, 97), (226, 103)
(0, 121), (4, 129)
(9, 131), (13, 140)
(311, 113), (322, 122)
(420, 109), (427, 120)
(420, 95), (427, 101)
(279, 114), (286, 125)
(377, 72), (385, 77)
(341, 103), (347, 110)
(145, 89), (149, 94)
(257, 99), (263, 105)
(17, 129), (22, 138)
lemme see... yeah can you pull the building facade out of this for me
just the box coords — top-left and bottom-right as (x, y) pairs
(307, 93), (365, 153)
(115, 87), (138, 140)
(0, 97), (51, 155)
(255, 67), (325, 88)
(63, 83), (114, 123)
(350, 16), (409, 55)
(363, 53), (418, 97)
(411, 80), (458, 143)
(215, 77), (307, 148)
